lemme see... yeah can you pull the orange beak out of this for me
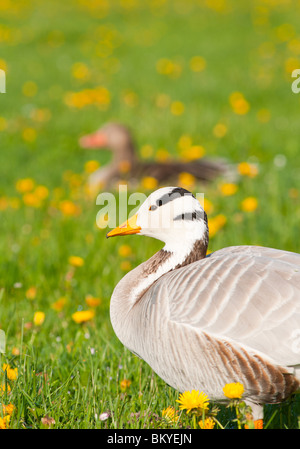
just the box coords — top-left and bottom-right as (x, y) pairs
(106, 213), (141, 238)
(79, 132), (108, 149)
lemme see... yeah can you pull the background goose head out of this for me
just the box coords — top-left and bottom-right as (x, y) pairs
(79, 122), (136, 161)
(108, 186), (209, 259)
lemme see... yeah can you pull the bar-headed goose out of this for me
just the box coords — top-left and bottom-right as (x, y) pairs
(80, 122), (229, 189)
(107, 186), (300, 426)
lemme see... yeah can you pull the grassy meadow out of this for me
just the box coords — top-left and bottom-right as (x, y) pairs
(0, 0), (300, 429)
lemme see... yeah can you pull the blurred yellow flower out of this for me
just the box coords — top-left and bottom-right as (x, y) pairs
(16, 178), (35, 193)
(64, 86), (110, 110)
(140, 144), (154, 159)
(22, 81), (38, 97)
(177, 134), (192, 151)
(176, 390), (209, 414)
(155, 93), (170, 109)
(208, 214), (227, 237)
(170, 101), (185, 116)
(23, 193), (42, 208)
(238, 162), (258, 178)
(189, 55), (206, 72)
(240, 197), (258, 212)
(118, 160), (131, 174)
(59, 200), (81, 217)
(219, 182), (238, 196)
(141, 176), (158, 190)
(2, 364), (18, 381)
(120, 260), (132, 271)
(0, 116), (7, 131)
(33, 311), (45, 326)
(285, 57), (300, 74)
(181, 145), (205, 161)
(68, 256), (84, 267)
(118, 244), (132, 257)
(84, 160), (100, 173)
(178, 172), (196, 190)
(223, 382), (244, 399)
(0, 58), (7, 71)
(213, 123), (227, 138)
(229, 92), (250, 115)
(22, 127), (37, 143)
(155, 148), (170, 162)
(26, 286), (37, 300)
(71, 62), (90, 80)
(120, 379), (131, 390)
(0, 383), (11, 395)
(85, 295), (101, 307)
(199, 417), (215, 429)
(72, 309), (95, 324)
(34, 185), (49, 200)
(156, 58), (182, 79)
(51, 297), (67, 312)
(122, 89), (139, 107)
(257, 108), (271, 123)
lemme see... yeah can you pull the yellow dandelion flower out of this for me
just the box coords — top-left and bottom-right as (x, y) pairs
(2, 403), (15, 416)
(0, 415), (10, 429)
(0, 383), (11, 395)
(240, 197), (258, 212)
(15, 178), (35, 193)
(120, 379), (131, 390)
(177, 134), (192, 151)
(141, 176), (158, 190)
(118, 244), (132, 257)
(51, 297), (67, 312)
(229, 92), (250, 115)
(85, 295), (101, 307)
(33, 311), (45, 326)
(68, 256), (84, 267)
(2, 364), (18, 381)
(176, 390), (209, 414)
(162, 406), (180, 423)
(199, 417), (215, 429)
(219, 182), (238, 196)
(72, 309), (95, 324)
(170, 101), (185, 116)
(223, 382), (244, 399)
(238, 162), (258, 178)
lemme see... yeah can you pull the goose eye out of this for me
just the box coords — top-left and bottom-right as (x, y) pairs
(149, 205), (157, 211)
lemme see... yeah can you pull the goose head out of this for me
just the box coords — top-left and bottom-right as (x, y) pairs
(107, 187), (209, 255)
(79, 122), (135, 158)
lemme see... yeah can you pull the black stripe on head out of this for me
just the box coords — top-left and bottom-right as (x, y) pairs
(155, 187), (194, 208)
(173, 210), (207, 222)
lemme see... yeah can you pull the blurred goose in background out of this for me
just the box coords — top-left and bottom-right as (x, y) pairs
(107, 186), (300, 427)
(79, 122), (229, 190)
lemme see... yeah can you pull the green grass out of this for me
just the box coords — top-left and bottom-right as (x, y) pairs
(0, 0), (300, 429)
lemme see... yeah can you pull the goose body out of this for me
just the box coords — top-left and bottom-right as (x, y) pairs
(80, 123), (228, 189)
(107, 187), (300, 423)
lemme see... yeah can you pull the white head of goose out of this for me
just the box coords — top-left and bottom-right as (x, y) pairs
(107, 186), (300, 427)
